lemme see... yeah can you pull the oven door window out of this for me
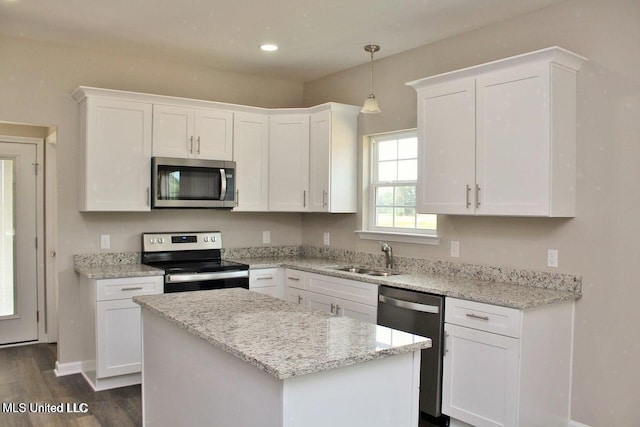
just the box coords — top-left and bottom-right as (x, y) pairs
(164, 277), (249, 293)
(157, 165), (221, 201)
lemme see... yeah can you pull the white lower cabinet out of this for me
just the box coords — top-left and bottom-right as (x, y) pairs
(284, 270), (377, 323)
(249, 268), (283, 299)
(80, 275), (163, 391)
(442, 297), (574, 427)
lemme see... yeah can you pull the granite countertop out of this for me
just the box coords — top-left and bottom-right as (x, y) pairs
(229, 256), (581, 310)
(74, 263), (165, 280)
(134, 288), (431, 380)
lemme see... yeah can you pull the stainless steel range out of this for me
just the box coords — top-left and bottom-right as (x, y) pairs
(141, 231), (249, 293)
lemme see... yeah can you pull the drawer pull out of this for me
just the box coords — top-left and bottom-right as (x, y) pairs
(121, 287), (144, 291)
(256, 276), (274, 280)
(287, 277), (301, 281)
(466, 313), (490, 321)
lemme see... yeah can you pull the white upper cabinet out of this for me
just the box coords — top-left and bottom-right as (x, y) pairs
(309, 104), (359, 213)
(74, 89), (152, 212)
(268, 113), (310, 212)
(408, 47), (586, 217)
(152, 104), (233, 160)
(233, 112), (270, 211)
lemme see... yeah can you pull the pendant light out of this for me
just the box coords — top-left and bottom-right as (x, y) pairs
(361, 44), (381, 114)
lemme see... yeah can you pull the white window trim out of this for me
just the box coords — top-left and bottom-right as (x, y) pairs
(359, 129), (439, 245)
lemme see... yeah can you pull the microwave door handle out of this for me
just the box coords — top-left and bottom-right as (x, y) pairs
(219, 168), (227, 201)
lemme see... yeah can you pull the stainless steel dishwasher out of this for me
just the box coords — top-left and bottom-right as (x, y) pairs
(377, 285), (448, 425)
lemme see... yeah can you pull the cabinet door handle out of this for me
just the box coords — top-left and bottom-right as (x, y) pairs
(189, 136), (194, 153)
(256, 276), (273, 281)
(235, 190), (239, 207)
(303, 190), (307, 208)
(121, 287), (144, 291)
(465, 185), (471, 209)
(466, 313), (490, 321)
(146, 187), (150, 206)
(444, 332), (449, 355)
(323, 190), (327, 208)
(475, 184), (481, 208)
(287, 277), (300, 281)
(297, 295), (303, 304)
(197, 136), (201, 154)
(335, 304), (341, 316)
(330, 303), (336, 314)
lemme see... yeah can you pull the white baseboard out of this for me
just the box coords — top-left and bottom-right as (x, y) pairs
(54, 360), (83, 377)
(569, 421), (592, 427)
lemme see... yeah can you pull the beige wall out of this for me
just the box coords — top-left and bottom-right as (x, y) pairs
(0, 35), (304, 365)
(302, 0), (640, 425)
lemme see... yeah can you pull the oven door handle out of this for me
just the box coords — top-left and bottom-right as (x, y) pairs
(166, 270), (249, 283)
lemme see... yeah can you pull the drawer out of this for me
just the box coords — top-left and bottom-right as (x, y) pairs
(307, 272), (378, 307)
(96, 276), (164, 301)
(445, 297), (522, 338)
(284, 269), (306, 290)
(249, 268), (281, 289)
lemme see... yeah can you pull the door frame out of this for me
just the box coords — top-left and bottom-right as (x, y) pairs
(0, 135), (46, 345)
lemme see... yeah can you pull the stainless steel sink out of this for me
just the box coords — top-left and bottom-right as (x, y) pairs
(331, 266), (400, 277)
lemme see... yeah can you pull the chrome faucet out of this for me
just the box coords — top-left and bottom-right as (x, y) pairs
(379, 242), (394, 270)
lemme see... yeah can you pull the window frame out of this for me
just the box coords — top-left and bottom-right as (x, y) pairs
(356, 129), (439, 245)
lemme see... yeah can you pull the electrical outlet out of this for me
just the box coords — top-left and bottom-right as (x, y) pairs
(100, 235), (110, 250)
(547, 249), (558, 268)
(262, 231), (270, 244)
(323, 232), (330, 246)
(450, 241), (460, 258)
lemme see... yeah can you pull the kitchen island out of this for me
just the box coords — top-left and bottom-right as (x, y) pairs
(134, 288), (431, 427)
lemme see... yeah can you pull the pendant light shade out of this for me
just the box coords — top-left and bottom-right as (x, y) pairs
(361, 44), (381, 114)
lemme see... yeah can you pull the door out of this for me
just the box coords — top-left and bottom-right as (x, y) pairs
(233, 112), (269, 211)
(416, 78), (476, 214)
(309, 109), (331, 212)
(195, 109), (233, 160)
(0, 141), (38, 344)
(97, 299), (142, 377)
(268, 114), (310, 211)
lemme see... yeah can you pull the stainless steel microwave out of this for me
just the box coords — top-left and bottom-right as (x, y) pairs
(151, 157), (236, 208)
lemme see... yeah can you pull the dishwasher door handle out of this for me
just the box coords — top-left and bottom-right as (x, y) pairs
(378, 294), (440, 314)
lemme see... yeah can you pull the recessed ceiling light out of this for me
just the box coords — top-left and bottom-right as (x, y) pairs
(260, 44), (278, 52)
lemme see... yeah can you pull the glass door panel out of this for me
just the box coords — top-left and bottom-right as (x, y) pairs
(0, 158), (15, 317)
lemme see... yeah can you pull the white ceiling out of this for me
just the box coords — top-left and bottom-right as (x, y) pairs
(0, 0), (565, 82)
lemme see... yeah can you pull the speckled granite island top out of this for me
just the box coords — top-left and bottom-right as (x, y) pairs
(134, 288), (431, 380)
(229, 256), (581, 310)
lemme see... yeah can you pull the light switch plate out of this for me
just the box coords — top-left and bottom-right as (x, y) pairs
(262, 231), (270, 244)
(323, 232), (330, 246)
(547, 249), (558, 268)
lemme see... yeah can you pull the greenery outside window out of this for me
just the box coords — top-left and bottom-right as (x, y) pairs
(358, 130), (438, 244)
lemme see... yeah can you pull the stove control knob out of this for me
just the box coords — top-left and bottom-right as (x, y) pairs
(149, 238), (156, 244)
(211, 236), (216, 242)
(203, 237), (209, 242)
(158, 237), (165, 244)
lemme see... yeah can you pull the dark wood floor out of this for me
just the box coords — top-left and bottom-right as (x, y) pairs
(0, 343), (141, 427)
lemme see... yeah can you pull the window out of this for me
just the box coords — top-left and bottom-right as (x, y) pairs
(358, 130), (437, 243)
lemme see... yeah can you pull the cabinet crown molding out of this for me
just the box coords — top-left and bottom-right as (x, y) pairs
(406, 46), (587, 89)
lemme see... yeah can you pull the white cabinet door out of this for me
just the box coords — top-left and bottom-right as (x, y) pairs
(153, 105), (233, 160)
(476, 63), (550, 216)
(268, 114), (310, 211)
(305, 290), (336, 314)
(336, 298), (377, 323)
(249, 268), (282, 299)
(309, 106), (358, 213)
(233, 112), (269, 211)
(309, 109), (331, 212)
(152, 104), (194, 158)
(195, 108), (233, 160)
(416, 79), (476, 215)
(442, 323), (519, 427)
(81, 98), (152, 211)
(96, 298), (143, 378)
